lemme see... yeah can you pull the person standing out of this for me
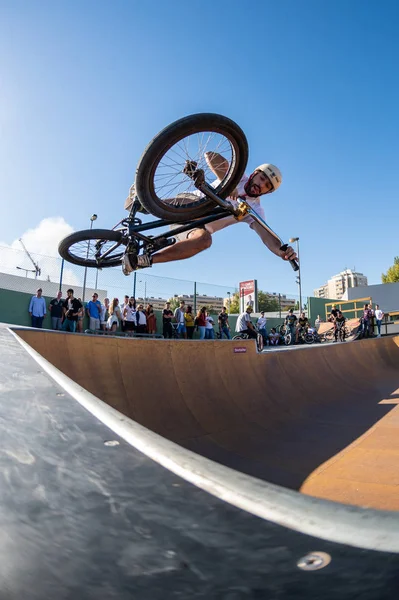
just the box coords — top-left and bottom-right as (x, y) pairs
(123, 297), (137, 336)
(195, 306), (207, 340)
(205, 312), (215, 339)
(120, 295), (129, 333)
(174, 300), (187, 339)
(86, 293), (102, 331)
(374, 304), (384, 338)
(62, 289), (82, 333)
(362, 303), (373, 338)
(256, 311), (267, 345)
(285, 309), (297, 345)
(100, 298), (110, 331)
(49, 291), (63, 330)
(146, 304), (157, 335)
(135, 304), (147, 335)
(29, 288), (47, 328)
(162, 302), (174, 338)
(107, 298), (122, 333)
(184, 305), (195, 339)
(218, 306), (231, 339)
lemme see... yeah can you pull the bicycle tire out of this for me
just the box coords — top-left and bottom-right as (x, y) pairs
(304, 333), (314, 345)
(256, 333), (264, 352)
(135, 113), (248, 222)
(232, 333), (247, 341)
(58, 229), (125, 268)
(284, 333), (292, 346)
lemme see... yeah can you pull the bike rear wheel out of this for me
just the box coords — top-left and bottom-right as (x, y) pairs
(58, 229), (126, 268)
(135, 113), (248, 222)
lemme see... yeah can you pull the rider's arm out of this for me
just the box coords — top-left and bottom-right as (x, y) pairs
(204, 152), (229, 180)
(249, 220), (295, 260)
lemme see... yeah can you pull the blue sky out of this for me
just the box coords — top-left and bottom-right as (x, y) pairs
(1, 0), (398, 298)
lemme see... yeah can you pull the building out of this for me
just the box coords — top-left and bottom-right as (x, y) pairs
(178, 294), (225, 313)
(137, 296), (168, 311)
(314, 269), (368, 301)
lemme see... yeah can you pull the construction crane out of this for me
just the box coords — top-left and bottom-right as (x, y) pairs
(17, 238), (41, 278)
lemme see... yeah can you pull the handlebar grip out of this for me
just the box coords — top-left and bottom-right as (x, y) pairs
(280, 244), (300, 272)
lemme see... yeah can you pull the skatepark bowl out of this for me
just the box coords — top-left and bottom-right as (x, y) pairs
(9, 326), (399, 556)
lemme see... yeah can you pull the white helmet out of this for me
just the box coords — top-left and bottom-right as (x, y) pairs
(254, 164), (282, 192)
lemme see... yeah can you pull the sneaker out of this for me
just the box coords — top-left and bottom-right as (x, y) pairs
(122, 253), (152, 275)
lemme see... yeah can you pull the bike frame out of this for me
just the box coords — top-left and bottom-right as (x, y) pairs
(98, 175), (299, 272)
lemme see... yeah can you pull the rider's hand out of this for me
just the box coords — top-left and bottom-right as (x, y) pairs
(280, 245), (297, 262)
(230, 187), (239, 201)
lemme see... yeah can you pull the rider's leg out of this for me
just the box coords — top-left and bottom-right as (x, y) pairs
(152, 228), (212, 264)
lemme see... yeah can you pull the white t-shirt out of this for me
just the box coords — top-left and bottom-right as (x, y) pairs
(174, 307), (185, 324)
(205, 316), (214, 329)
(136, 310), (147, 326)
(124, 305), (136, 323)
(205, 174), (266, 235)
(235, 312), (251, 332)
(257, 316), (267, 328)
(375, 309), (384, 320)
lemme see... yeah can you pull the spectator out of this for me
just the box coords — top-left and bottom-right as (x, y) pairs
(107, 298), (122, 333)
(77, 299), (84, 333)
(86, 293), (102, 331)
(205, 312), (215, 339)
(120, 295), (129, 333)
(184, 305), (195, 339)
(123, 297), (137, 336)
(62, 289), (82, 333)
(136, 304), (147, 335)
(296, 311), (309, 343)
(174, 300), (187, 339)
(195, 306), (207, 340)
(162, 302), (174, 338)
(362, 303), (373, 338)
(285, 309), (297, 345)
(29, 288), (47, 328)
(100, 298), (110, 331)
(374, 304), (384, 338)
(235, 306), (257, 339)
(269, 327), (280, 345)
(256, 311), (267, 344)
(146, 304), (157, 335)
(334, 310), (346, 342)
(49, 291), (63, 330)
(218, 306), (231, 339)
(315, 315), (322, 331)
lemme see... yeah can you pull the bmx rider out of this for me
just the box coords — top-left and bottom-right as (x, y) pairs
(122, 155), (297, 274)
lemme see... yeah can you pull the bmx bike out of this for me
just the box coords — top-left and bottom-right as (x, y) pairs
(232, 331), (264, 352)
(58, 113), (299, 273)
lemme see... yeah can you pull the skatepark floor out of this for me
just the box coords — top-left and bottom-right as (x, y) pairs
(15, 328), (399, 512)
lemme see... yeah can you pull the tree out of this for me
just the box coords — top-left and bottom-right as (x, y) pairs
(228, 292), (240, 314)
(257, 291), (279, 313)
(168, 296), (180, 311)
(382, 257), (399, 283)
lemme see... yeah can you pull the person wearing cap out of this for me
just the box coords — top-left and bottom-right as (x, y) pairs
(235, 305), (257, 339)
(29, 288), (47, 328)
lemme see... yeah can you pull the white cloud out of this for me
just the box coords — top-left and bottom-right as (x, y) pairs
(6, 216), (74, 256)
(0, 217), (80, 289)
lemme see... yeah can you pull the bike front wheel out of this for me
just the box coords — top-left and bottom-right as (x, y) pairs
(58, 229), (126, 268)
(135, 113), (248, 222)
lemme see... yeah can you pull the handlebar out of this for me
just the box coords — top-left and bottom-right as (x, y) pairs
(279, 244), (300, 272)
